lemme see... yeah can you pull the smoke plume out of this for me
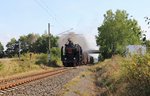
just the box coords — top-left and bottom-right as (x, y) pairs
(58, 32), (89, 51)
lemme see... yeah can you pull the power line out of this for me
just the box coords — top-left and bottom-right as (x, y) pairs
(33, 0), (52, 18)
(57, 28), (73, 35)
(39, 0), (67, 29)
(33, 0), (66, 29)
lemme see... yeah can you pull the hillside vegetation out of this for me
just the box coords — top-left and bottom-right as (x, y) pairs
(93, 55), (150, 96)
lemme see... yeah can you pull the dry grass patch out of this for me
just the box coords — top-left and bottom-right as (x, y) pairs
(0, 53), (55, 79)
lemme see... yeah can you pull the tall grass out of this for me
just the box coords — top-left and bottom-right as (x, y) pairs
(94, 55), (150, 96)
(0, 53), (42, 78)
(0, 52), (62, 78)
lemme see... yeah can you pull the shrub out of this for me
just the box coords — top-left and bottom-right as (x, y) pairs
(121, 54), (150, 96)
(94, 55), (150, 96)
(35, 52), (62, 67)
(36, 53), (48, 65)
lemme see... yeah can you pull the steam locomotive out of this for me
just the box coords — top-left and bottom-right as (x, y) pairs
(61, 39), (94, 67)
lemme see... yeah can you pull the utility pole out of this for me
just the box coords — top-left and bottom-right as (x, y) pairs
(48, 23), (51, 62)
(18, 41), (21, 60)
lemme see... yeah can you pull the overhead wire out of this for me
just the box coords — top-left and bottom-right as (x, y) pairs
(39, 0), (66, 27)
(33, 0), (52, 18)
(33, 0), (66, 29)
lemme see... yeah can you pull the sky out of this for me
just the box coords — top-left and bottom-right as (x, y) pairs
(0, 0), (150, 51)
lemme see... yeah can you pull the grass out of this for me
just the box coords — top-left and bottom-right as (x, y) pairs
(0, 53), (62, 79)
(93, 55), (150, 96)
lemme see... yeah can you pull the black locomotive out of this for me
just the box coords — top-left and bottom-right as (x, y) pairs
(61, 39), (94, 67)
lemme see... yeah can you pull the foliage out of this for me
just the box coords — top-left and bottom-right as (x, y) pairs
(4, 32), (59, 57)
(5, 38), (17, 57)
(94, 55), (150, 96)
(121, 55), (150, 96)
(19, 33), (39, 53)
(51, 47), (61, 57)
(96, 10), (142, 59)
(35, 53), (48, 65)
(145, 40), (150, 53)
(0, 42), (4, 51)
(0, 42), (4, 58)
(6, 38), (16, 48)
(35, 47), (61, 66)
(31, 33), (59, 53)
(3, 32), (61, 68)
(50, 47), (62, 66)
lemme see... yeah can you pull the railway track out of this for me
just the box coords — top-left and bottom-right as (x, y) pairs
(0, 67), (70, 91)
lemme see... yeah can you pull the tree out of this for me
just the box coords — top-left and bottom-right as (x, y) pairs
(0, 42), (4, 51)
(4, 32), (59, 57)
(5, 38), (17, 57)
(33, 33), (59, 53)
(96, 10), (142, 59)
(19, 33), (39, 53)
(0, 42), (4, 58)
(6, 38), (16, 48)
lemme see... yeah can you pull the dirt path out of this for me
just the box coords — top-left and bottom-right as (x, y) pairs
(57, 66), (98, 96)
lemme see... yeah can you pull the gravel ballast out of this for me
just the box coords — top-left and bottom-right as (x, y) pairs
(1, 67), (86, 96)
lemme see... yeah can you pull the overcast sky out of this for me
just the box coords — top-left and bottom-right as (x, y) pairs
(0, 0), (150, 50)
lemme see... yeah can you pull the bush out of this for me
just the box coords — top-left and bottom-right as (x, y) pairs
(36, 53), (48, 65)
(121, 54), (150, 96)
(35, 48), (62, 67)
(94, 55), (150, 96)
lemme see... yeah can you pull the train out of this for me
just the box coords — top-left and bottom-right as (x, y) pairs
(61, 39), (94, 67)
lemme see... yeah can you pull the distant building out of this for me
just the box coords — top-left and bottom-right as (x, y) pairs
(126, 45), (146, 56)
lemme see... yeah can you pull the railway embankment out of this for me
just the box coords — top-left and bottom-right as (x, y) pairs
(93, 55), (150, 96)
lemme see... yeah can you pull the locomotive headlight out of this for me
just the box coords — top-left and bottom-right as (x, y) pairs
(73, 57), (76, 60)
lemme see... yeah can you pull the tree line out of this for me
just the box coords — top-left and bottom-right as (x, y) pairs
(1, 9), (150, 59)
(0, 32), (59, 58)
